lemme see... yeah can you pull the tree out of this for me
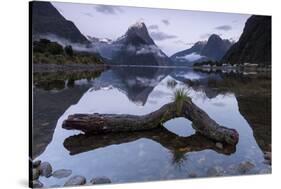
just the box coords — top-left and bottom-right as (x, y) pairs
(64, 45), (74, 57)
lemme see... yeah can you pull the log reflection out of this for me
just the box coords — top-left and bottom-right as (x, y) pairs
(63, 127), (236, 159)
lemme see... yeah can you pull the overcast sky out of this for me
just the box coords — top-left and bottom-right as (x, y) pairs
(52, 2), (250, 56)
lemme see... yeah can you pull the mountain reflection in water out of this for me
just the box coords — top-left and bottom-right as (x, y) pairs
(33, 66), (271, 186)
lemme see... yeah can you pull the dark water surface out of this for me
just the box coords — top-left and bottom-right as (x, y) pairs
(33, 66), (271, 187)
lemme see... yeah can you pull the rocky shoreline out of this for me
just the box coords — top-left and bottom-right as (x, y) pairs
(31, 160), (111, 188)
(31, 156), (271, 188)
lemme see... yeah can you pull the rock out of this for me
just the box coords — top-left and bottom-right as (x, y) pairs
(259, 168), (271, 174)
(237, 161), (255, 174)
(32, 168), (40, 180)
(50, 185), (60, 188)
(264, 152), (272, 161)
(39, 162), (52, 177)
(64, 175), (86, 186)
(207, 166), (224, 177)
(32, 180), (43, 188)
(215, 142), (223, 149)
(33, 160), (41, 168)
(90, 177), (111, 184)
(52, 169), (72, 179)
(188, 172), (197, 178)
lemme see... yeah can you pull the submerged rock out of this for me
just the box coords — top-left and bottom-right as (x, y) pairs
(32, 180), (43, 188)
(237, 161), (255, 174)
(188, 172), (197, 178)
(39, 162), (52, 177)
(32, 168), (40, 180)
(259, 168), (271, 174)
(64, 175), (86, 186)
(90, 177), (111, 184)
(207, 166), (224, 177)
(52, 169), (72, 179)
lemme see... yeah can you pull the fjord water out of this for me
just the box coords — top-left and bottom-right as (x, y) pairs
(33, 66), (271, 187)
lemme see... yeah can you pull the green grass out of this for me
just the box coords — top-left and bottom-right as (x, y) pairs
(172, 88), (190, 114)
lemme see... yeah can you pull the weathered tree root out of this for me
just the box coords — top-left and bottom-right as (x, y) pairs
(62, 99), (239, 145)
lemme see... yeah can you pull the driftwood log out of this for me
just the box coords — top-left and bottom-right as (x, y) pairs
(63, 99), (239, 145)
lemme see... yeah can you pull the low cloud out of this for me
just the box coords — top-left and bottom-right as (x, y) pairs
(176, 53), (204, 62)
(162, 19), (170, 25)
(215, 25), (232, 31)
(173, 40), (185, 44)
(150, 31), (177, 41)
(136, 45), (165, 57)
(94, 5), (123, 14)
(83, 12), (94, 17)
(148, 25), (159, 30)
(200, 33), (212, 39)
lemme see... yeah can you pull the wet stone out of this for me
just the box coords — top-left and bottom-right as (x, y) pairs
(33, 160), (41, 168)
(259, 168), (271, 174)
(264, 152), (271, 159)
(52, 169), (72, 179)
(64, 175), (86, 186)
(188, 172), (197, 178)
(90, 177), (112, 184)
(207, 166), (224, 177)
(32, 168), (40, 180)
(39, 162), (52, 178)
(32, 180), (43, 188)
(237, 161), (255, 174)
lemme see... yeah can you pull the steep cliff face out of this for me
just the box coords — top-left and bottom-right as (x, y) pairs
(31, 1), (89, 44)
(201, 34), (232, 61)
(222, 15), (271, 65)
(111, 22), (170, 66)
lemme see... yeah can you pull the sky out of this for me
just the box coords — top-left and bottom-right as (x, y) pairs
(52, 2), (251, 56)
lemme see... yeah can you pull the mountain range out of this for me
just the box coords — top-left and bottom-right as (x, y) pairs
(222, 15), (271, 65)
(171, 34), (233, 65)
(31, 1), (89, 44)
(31, 2), (271, 66)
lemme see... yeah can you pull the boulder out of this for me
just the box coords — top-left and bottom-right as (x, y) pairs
(39, 162), (52, 177)
(64, 175), (86, 186)
(90, 177), (111, 184)
(52, 169), (72, 179)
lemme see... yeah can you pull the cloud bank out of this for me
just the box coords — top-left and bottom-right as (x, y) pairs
(94, 5), (123, 15)
(150, 31), (177, 41)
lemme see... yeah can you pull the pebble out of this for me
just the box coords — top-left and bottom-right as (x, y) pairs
(188, 172), (197, 178)
(32, 168), (40, 180)
(33, 160), (41, 168)
(32, 180), (43, 188)
(64, 175), (86, 186)
(90, 177), (112, 184)
(207, 166), (224, 177)
(39, 162), (52, 178)
(237, 161), (255, 174)
(52, 169), (72, 179)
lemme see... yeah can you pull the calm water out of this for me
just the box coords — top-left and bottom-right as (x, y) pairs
(33, 66), (271, 187)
